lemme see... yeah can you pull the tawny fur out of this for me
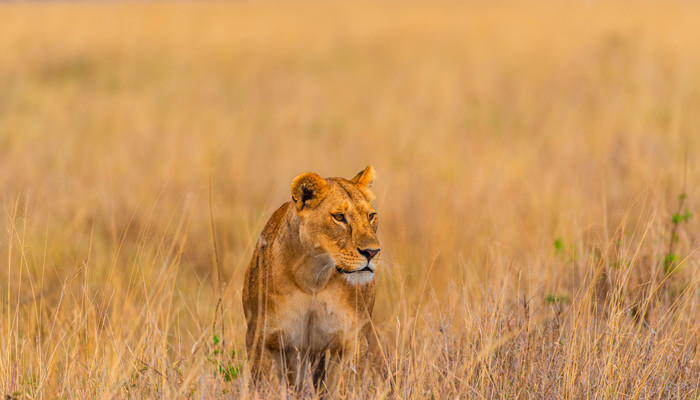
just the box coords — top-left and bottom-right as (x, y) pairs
(242, 166), (381, 390)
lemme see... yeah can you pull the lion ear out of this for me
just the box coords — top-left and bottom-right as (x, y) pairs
(350, 165), (375, 200)
(292, 172), (329, 211)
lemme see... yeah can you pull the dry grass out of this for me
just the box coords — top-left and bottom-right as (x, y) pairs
(1, 1), (700, 398)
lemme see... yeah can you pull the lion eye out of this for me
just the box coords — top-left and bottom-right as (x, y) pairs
(369, 212), (377, 221)
(332, 213), (346, 222)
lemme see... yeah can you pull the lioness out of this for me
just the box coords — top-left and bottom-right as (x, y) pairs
(242, 166), (380, 390)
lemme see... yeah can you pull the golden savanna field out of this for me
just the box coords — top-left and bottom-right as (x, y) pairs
(1, 1), (700, 398)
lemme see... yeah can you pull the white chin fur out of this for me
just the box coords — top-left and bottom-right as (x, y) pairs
(342, 270), (374, 285)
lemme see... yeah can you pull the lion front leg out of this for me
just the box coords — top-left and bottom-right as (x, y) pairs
(248, 340), (288, 388)
(321, 335), (370, 395)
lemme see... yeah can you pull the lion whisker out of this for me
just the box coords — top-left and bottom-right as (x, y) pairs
(315, 258), (337, 282)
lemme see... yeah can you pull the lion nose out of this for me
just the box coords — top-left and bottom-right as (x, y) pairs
(358, 247), (380, 261)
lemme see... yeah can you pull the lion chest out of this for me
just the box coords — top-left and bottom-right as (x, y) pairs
(274, 289), (357, 352)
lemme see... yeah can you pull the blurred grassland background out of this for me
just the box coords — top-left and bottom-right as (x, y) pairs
(1, 1), (700, 398)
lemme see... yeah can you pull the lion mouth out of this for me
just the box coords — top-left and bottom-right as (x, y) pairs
(336, 264), (374, 274)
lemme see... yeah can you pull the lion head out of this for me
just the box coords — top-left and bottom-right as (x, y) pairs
(291, 165), (380, 285)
